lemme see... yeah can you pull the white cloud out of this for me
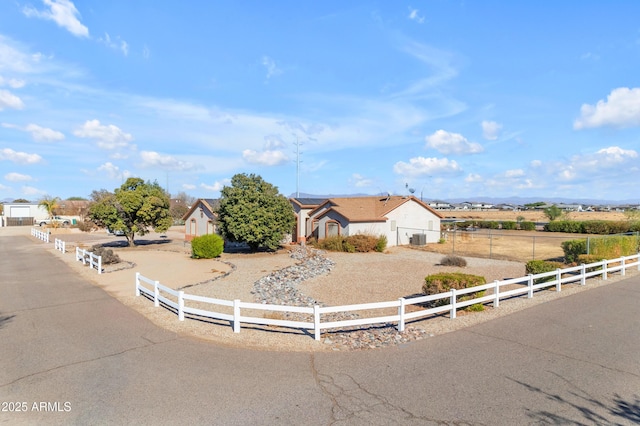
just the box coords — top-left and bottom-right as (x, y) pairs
(574, 87), (640, 129)
(262, 56), (282, 80)
(5, 172), (33, 182)
(181, 183), (196, 191)
(23, 0), (89, 38)
(530, 160), (542, 168)
(393, 156), (462, 177)
(0, 90), (24, 110)
(139, 151), (195, 171)
(73, 119), (134, 150)
(0, 76), (26, 88)
(425, 129), (483, 154)
(22, 185), (46, 196)
(97, 162), (127, 180)
(25, 124), (65, 141)
(350, 173), (373, 188)
(0, 148), (43, 164)
(242, 149), (289, 166)
(98, 33), (129, 56)
(481, 120), (502, 140)
(504, 169), (525, 178)
(142, 45), (151, 60)
(200, 180), (229, 192)
(465, 173), (482, 183)
(408, 8), (425, 24)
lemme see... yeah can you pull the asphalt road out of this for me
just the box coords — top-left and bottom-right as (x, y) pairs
(1, 232), (639, 425)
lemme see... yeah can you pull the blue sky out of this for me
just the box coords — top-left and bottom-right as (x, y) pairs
(1, 1), (639, 203)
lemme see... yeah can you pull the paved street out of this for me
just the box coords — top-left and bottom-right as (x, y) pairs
(1, 231), (639, 425)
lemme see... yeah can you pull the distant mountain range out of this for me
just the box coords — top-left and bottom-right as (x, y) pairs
(290, 193), (639, 206)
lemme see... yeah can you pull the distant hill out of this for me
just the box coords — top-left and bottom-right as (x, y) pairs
(289, 193), (638, 207)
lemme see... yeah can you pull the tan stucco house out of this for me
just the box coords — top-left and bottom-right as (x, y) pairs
(290, 195), (443, 247)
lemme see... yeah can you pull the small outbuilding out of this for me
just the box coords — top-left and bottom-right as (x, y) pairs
(182, 198), (219, 242)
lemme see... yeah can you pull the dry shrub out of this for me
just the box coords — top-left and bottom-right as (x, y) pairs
(90, 245), (121, 265)
(345, 234), (378, 252)
(440, 255), (467, 267)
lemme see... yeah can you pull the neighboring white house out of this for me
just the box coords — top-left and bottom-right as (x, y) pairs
(292, 195), (443, 247)
(182, 198), (219, 242)
(0, 202), (48, 227)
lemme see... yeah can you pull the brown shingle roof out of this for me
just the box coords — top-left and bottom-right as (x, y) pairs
(311, 196), (442, 222)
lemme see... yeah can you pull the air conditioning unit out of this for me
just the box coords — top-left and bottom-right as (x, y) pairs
(412, 233), (426, 246)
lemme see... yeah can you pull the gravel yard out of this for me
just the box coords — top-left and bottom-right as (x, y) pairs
(21, 225), (638, 352)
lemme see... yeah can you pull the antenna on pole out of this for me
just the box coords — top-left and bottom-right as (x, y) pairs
(295, 137), (303, 198)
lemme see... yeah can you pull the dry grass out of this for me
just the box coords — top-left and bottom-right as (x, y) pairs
(427, 210), (631, 262)
(439, 209), (627, 222)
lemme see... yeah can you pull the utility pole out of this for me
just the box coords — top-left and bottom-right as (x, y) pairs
(295, 137), (302, 198)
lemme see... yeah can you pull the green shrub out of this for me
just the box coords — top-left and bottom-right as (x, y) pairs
(314, 235), (344, 251)
(520, 221), (536, 231)
(577, 254), (606, 265)
(375, 235), (387, 252)
(423, 273), (486, 310)
(316, 234), (386, 253)
(501, 221), (517, 230)
(589, 235), (639, 259)
(90, 245), (121, 265)
(545, 220), (583, 233)
(561, 239), (587, 263)
(486, 221), (500, 229)
(191, 234), (224, 259)
(440, 255), (467, 267)
(525, 259), (564, 284)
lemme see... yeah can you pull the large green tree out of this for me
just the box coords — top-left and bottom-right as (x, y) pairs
(218, 173), (295, 251)
(87, 178), (172, 246)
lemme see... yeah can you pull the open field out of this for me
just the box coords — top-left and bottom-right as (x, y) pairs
(421, 229), (585, 262)
(438, 209), (628, 222)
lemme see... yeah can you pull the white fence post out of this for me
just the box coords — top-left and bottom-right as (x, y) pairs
(493, 280), (500, 308)
(97, 255), (102, 275)
(450, 289), (457, 319)
(154, 281), (160, 307)
(135, 272), (141, 296)
(556, 269), (562, 292)
(602, 261), (608, 280)
(314, 305), (321, 340)
(527, 274), (534, 298)
(178, 291), (184, 321)
(233, 299), (241, 333)
(398, 298), (406, 332)
(621, 256), (626, 276)
(580, 264), (586, 285)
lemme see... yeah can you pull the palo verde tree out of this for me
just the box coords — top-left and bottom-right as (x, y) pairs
(543, 204), (564, 221)
(217, 173), (295, 251)
(87, 177), (172, 246)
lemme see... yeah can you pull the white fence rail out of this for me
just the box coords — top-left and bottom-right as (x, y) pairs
(54, 238), (66, 253)
(31, 227), (49, 243)
(75, 247), (102, 274)
(135, 253), (640, 341)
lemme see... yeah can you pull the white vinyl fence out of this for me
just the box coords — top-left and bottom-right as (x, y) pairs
(75, 247), (102, 274)
(31, 227), (49, 243)
(136, 253), (640, 341)
(54, 238), (66, 253)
